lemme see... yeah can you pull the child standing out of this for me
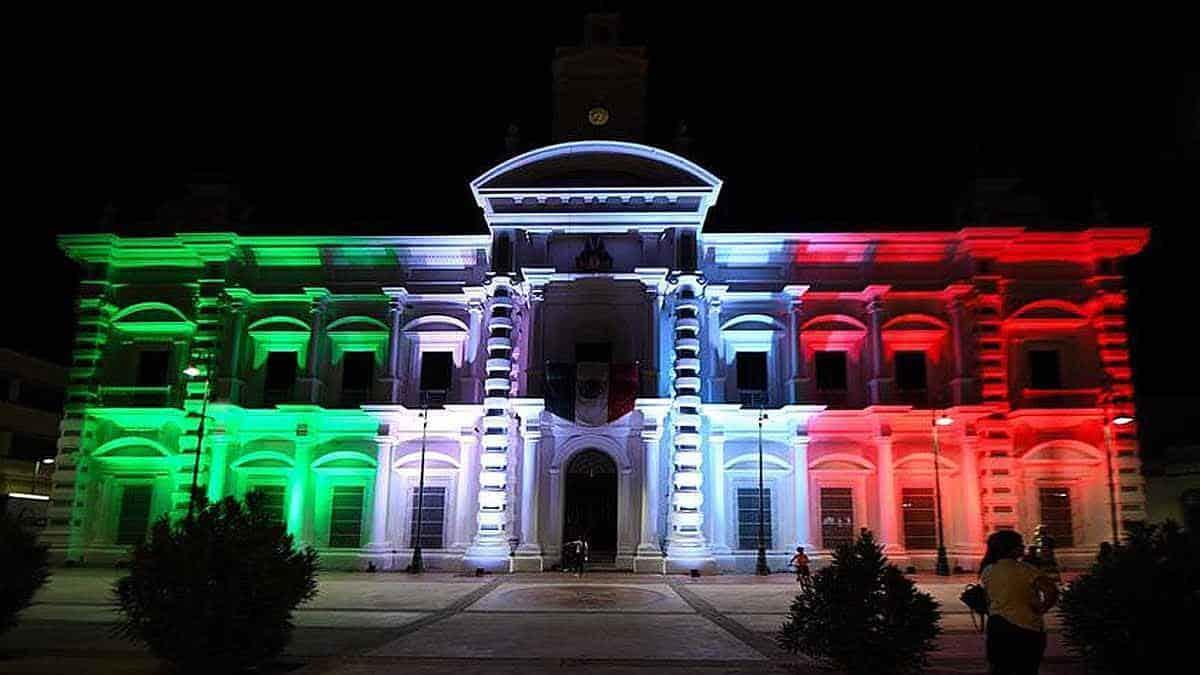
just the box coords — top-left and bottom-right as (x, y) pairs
(790, 546), (812, 590)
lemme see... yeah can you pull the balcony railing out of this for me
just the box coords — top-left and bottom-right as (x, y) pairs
(97, 385), (179, 408)
(1017, 387), (1102, 409)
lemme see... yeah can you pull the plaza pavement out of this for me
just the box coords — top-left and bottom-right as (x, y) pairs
(0, 569), (1085, 674)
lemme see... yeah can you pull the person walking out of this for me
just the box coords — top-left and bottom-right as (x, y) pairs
(979, 530), (1060, 675)
(789, 546), (812, 591)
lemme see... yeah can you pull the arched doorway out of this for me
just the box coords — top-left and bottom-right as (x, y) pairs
(563, 449), (618, 562)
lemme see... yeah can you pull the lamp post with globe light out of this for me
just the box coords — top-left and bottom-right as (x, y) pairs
(183, 353), (216, 520)
(931, 410), (954, 576)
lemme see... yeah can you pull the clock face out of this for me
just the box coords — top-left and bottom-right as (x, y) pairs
(587, 107), (610, 126)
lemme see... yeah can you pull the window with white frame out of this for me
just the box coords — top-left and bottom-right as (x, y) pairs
(1038, 486), (1074, 547)
(820, 487), (854, 549)
(410, 486), (446, 548)
(328, 485), (366, 549)
(902, 487), (937, 550)
(737, 487), (772, 550)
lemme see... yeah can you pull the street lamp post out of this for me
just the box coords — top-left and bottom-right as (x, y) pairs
(409, 398), (432, 574)
(756, 400), (770, 576)
(184, 354), (215, 520)
(931, 410), (953, 576)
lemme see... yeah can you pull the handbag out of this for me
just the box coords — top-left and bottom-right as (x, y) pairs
(960, 583), (989, 632)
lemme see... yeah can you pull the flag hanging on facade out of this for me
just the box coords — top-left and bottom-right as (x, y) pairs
(544, 362), (638, 425)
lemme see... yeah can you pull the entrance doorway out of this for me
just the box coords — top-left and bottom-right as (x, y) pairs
(563, 449), (618, 562)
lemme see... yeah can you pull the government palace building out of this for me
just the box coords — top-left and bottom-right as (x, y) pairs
(45, 17), (1149, 574)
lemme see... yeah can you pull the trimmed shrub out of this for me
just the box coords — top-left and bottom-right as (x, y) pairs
(0, 513), (51, 636)
(1060, 521), (1199, 673)
(113, 493), (318, 673)
(777, 529), (941, 675)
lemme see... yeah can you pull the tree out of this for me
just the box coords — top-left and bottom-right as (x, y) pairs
(777, 530), (941, 675)
(113, 493), (319, 673)
(1059, 521), (1199, 674)
(0, 513), (51, 636)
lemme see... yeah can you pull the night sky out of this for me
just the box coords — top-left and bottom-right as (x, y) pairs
(7, 7), (1198, 453)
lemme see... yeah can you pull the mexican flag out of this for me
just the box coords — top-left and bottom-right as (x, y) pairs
(544, 362), (639, 426)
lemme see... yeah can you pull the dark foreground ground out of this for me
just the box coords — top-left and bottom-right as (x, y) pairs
(0, 569), (1086, 674)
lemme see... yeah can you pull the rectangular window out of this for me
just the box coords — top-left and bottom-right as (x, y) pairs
(902, 487), (937, 550)
(1039, 487), (1074, 548)
(135, 349), (171, 387)
(894, 351), (927, 391)
(820, 487), (854, 549)
(419, 352), (453, 393)
(1029, 350), (1062, 389)
(815, 351), (848, 391)
(410, 486), (446, 549)
(329, 485), (366, 549)
(341, 351), (374, 404)
(264, 351), (298, 404)
(116, 485), (153, 546)
(736, 352), (768, 393)
(736, 487), (772, 550)
(251, 485), (286, 526)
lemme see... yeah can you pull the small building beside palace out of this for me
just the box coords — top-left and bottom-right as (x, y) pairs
(46, 138), (1148, 572)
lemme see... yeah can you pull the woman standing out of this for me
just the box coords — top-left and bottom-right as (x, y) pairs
(980, 530), (1060, 674)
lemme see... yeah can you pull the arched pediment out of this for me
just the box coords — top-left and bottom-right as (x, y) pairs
(721, 314), (785, 332)
(393, 451), (461, 470)
(93, 437), (173, 459)
(809, 452), (875, 472)
(232, 450), (294, 470)
(882, 314), (950, 332)
(1019, 441), (1103, 464)
(326, 315), (389, 333)
(312, 450), (377, 471)
(894, 452), (958, 473)
(1008, 300), (1088, 323)
(112, 302), (196, 334)
(248, 315), (311, 332)
(113, 302), (191, 324)
(402, 315), (469, 333)
(724, 453), (793, 471)
(802, 314), (868, 333)
(471, 141), (720, 191)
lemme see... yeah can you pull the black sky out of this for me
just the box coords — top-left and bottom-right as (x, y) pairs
(7, 7), (1198, 449)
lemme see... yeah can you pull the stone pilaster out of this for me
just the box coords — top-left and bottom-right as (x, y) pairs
(866, 296), (890, 405)
(367, 438), (394, 551)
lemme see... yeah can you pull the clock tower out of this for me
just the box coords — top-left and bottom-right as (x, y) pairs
(552, 13), (647, 142)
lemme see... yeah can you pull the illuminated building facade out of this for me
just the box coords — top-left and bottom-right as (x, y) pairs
(47, 141), (1148, 573)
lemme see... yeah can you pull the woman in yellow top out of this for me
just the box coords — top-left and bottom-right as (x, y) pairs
(979, 530), (1060, 674)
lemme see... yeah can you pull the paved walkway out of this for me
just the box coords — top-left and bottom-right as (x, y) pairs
(0, 570), (1084, 674)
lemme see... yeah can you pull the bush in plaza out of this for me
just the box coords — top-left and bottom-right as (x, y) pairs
(0, 513), (51, 636)
(1060, 520), (1199, 674)
(777, 529), (941, 675)
(113, 493), (319, 673)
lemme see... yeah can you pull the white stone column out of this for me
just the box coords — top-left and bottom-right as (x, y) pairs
(793, 435), (812, 549)
(383, 289), (407, 403)
(512, 428), (543, 571)
(465, 288), (486, 401)
(876, 435), (900, 552)
(705, 285), (727, 402)
(665, 273), (714, 572)
(959, 433), (985, 562)
(709, 433), (730, 555)
(635, 426), (666, 573)
(783, 285), (807, 404)
(368, 439), (394, 550)
(303, 295), (328, 404)
(867, 296), (888, 405)
(465, 276), (516, 571)
(453, 430), (477, 549)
